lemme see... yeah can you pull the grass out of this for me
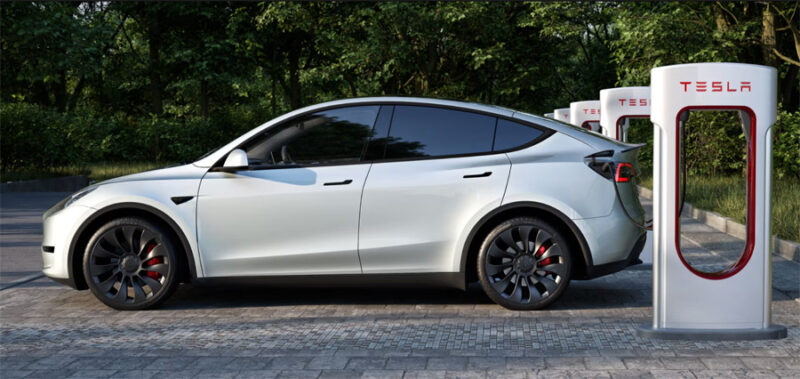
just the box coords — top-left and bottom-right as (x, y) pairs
(1, 162), (169, 183)
(639, 175), (800, 243)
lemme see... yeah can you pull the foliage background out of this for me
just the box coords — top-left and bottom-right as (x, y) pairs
(1, 2), (799, 179)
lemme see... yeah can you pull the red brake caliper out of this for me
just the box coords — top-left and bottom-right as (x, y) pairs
(535, 242), (557, 273)
(538, 257), (557, 267)
(535, 243), (548, 259)
(143, 244), (161, 279)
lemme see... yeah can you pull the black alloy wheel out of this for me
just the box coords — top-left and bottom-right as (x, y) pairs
(83, 217), (180, 310)
(478, 217), (572, 310)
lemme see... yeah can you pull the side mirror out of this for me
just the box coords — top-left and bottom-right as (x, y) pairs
(222, 149), (248, 172)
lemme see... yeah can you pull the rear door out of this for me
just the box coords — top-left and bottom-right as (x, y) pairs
(358, 105), (512, 273)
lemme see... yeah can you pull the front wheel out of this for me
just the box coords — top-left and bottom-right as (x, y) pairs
(477, 217), (572, 310)
(82, 217), (180, 310)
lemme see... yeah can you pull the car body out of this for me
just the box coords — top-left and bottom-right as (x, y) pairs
(42, 97), (647, 310)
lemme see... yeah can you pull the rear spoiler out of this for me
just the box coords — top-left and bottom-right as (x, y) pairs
(620, 142), (646, 153)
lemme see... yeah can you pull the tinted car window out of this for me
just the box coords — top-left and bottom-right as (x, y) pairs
(493, 119), (545, 151)
(243, 106), (379, 166)
(384, 106), (496, 159)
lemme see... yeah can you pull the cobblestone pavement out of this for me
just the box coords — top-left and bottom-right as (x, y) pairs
(1, 193), (798, 378)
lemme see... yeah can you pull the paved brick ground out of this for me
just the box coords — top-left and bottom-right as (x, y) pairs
(1, 193), (798, 378)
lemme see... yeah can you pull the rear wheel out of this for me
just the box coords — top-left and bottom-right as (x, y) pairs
(477, 217), (572, 310)
(82, 217), (180, 310)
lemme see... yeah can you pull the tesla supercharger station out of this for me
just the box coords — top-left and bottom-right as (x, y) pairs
(599, 87), (650, 141)
(600, 86), (654, 264)
(639, 63), (787, 340)
(553, 108), (571, 123)
(544, 112), (555, 119)
(570, 100), (602, 132)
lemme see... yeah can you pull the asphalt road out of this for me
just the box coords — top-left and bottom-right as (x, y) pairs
(0, 192), (69, 287)
(0, 192), (798, 378)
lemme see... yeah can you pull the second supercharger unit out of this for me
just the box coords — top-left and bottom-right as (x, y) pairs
(569, 100), (602, 133)
(599, 87), (650, 141)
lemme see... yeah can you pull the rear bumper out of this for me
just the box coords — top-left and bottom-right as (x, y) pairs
(582, 231), (646, 279)
(571, 189), (646, 280)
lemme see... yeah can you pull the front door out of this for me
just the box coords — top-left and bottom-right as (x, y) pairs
(196, 105), (381, 277)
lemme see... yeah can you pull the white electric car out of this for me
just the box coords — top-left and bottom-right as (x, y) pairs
(42, 97), (647, 310)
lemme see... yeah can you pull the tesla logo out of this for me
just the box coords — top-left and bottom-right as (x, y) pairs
(561, 114), (568, 119)
(617, 98), (648, 107)
(582, 108), (600, 115)
(679, 81), (752, 92)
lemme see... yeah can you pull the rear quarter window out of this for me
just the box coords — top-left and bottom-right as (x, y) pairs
(493, 119), (545, 151)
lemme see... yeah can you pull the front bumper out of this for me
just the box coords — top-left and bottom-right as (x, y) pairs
(42, 202), (94, 288)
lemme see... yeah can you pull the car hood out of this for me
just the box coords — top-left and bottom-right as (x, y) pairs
(98, 164), (208, 185)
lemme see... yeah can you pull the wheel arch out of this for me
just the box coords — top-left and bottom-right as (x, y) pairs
(68, 203), (197, 290)
(460, 201), (593, 284)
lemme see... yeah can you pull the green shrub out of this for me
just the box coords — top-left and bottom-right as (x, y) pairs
(626, 118), (654, 178)
(1, 103), (64, 169)
(1, 103), (275, 171)
(773, 109), (800, 180)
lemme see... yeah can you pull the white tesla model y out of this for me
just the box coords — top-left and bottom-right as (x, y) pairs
(42, 97), (647, 310)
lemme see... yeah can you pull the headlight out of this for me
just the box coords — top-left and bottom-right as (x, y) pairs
(65, 186), (98, 208)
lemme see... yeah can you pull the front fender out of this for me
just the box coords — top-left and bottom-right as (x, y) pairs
(67, 179), (203, 288)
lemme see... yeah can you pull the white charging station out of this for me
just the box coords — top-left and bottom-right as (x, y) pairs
(544, 112), (555, 119)
(599, 87), (650, 141)
(639, 63), (786, 340)
(570, 100), (602, 132)
(600, 86), (654, 264)
(553, 108), (571, 123)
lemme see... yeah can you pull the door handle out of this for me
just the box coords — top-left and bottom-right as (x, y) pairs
(463, 171), (492, 179)
(324, 179), (353, 186)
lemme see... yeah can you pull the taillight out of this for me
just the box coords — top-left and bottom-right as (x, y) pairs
(615, 162), (635, 183)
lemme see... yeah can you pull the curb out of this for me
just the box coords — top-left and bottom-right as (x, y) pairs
(1, 175), (88, 192)
(638, 186), (800, 263)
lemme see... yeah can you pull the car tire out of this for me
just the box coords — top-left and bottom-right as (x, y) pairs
(82, 217), (180, 310)
(477, 217), (572, 310)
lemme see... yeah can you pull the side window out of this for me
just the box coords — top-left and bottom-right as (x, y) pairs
(384, 106), (496, 159)
(493, 119), (545, 151)
(242, 106), (379, 166)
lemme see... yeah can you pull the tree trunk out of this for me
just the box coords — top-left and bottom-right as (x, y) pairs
(68, 77), (86, 111)
(761, 4), (777, 67)
(270, 76), (277, 115)
(287, 43), (302, 110)
(200, 79), (209, 120)
(714, 5), (729, 33)
(54, 70), (67, 112)
(780, 64), (799, 112)
(33, 81), (51, 107)
(148, 16), (164, 115)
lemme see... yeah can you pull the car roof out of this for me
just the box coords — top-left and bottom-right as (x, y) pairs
(293, 96), (517, 117)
